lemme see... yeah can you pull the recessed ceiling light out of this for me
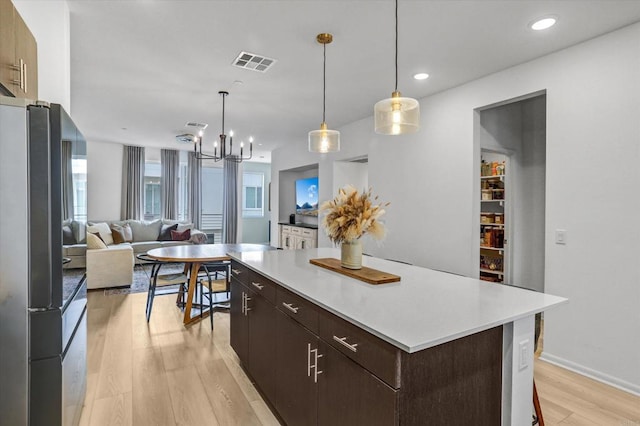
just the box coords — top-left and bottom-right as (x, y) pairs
(413, 73), (429, 80)
(530, 16), (557, 31)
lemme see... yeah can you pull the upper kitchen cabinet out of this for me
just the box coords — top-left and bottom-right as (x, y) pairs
(0, 0), (37, 99)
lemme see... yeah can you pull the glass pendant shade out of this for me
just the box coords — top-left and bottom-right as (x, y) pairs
(309, 122), (340, 153)
(374, 91), (420, 135)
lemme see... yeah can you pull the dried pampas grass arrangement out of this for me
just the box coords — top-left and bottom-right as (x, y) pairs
(320, 185), (389, 245)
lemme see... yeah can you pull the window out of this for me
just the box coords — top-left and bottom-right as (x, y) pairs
(144, 162), (161, 220)
(243, 172), (264, 218)
(201, 165), (224, 238)
(72, 157), (87, 221)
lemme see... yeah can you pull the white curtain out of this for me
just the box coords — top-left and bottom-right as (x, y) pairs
(187, 152), (202, 229)
(121, 145), (145, 220)
(222, 157), (239, 243)
(161, 149), (179, 219)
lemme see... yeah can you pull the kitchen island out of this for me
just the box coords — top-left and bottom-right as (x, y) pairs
(229, 248), (567, 426)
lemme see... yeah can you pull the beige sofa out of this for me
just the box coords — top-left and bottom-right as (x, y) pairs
(84, 219), (207, 289)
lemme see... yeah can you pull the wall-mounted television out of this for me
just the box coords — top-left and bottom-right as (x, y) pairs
(295, 176), (319, 216)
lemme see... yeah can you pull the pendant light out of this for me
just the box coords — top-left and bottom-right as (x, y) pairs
(374, 0), (420, 135)
(309, 33), (340, 153)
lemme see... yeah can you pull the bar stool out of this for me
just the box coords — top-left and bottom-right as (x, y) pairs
(197, 261), (231, 329)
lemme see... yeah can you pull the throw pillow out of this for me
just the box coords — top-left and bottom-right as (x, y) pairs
(86, 232), (107, 249)
(158, 223), (178, 241)
(128, 219), (162, 242)
(162, 219), (194, 232)
(62, 225), (76, 245)
(111, 223), (133, 244)
(171, 228), (191, 241)
(87, 222), (114, 246)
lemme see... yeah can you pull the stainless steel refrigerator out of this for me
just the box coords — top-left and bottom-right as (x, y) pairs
(0, 97), (87, 426)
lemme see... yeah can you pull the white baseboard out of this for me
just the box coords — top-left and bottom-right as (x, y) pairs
(539, 352), (640, 397)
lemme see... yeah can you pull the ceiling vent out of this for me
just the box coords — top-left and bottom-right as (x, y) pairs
(176, 133), (195, 144)
(185, 122), (208, 130)
(232, 51), (277, 73)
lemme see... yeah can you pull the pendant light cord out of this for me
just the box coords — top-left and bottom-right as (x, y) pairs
(221, 92), (226, 135)
(395, 0), (398, 92)
(323, 41), (327, 123)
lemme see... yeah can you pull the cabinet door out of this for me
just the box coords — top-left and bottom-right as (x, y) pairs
(230, 279), (249, 366)
(14, 10), (36, 98)
(297, 236), (315, 250)
(318, 341), (398, 426)
(248, 290), (277, 399)
(0, 1), (16, 95)
(284, 233), (295, 250)
(276, 310), (318, 426)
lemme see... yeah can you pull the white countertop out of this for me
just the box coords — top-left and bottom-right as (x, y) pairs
(230, 248), (567, 353)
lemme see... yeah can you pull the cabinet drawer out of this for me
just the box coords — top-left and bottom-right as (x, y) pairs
(230, 261), (249, 285)
(290, 227), (302, 236)
(281, 225), (291, 233)
(276, 287), (318, 334)
(301, 228), (316, 238)
(319, 310), (401, 389)
(248, 269), (277, 304)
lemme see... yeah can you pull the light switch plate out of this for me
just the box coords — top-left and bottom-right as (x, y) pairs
(555, 229), (567, 245)
(518, 339), (529, 371)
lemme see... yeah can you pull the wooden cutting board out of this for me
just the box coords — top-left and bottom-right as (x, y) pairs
(309, 258), (401, 284)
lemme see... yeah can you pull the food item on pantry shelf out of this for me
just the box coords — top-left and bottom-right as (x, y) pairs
(481, 212), (495, 223)
(482, 189), (492, 201)
(494, 228), (504, 248)
(494, 213), (503, 224)
(484, 227), (494, 247)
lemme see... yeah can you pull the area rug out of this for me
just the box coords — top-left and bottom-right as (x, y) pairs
(103, 264), (186, 296)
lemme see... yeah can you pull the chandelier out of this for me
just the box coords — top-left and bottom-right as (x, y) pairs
(194, 91), (253, 163)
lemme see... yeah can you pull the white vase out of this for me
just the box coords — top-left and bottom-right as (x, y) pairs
(341, 239), (362, 269)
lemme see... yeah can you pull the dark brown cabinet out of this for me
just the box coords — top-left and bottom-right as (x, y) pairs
(247, 287), (277, 399)
(318, 341), (398, 426)
(0, 0), (37, 99)
(275, 310), (319, 426)
(230, 260), (503, 426)
(230, 273), (278, 401)
(229, 279), (249, 366)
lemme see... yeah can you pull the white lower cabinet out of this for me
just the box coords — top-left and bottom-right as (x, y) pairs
(280, 224), (317, 250)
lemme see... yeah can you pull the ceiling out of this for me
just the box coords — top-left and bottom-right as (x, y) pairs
(68, 0), (640, 162)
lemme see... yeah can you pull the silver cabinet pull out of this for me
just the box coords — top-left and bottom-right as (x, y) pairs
(307, 343), (323, 383)
(333, 336), (358, 352)
(282, 302), (299, 314)
(22, 61), (27, 93)
(11, 59), (24, 90)
(232, 268), (242, 275)
(241, 292), (245, 315)
(244, 295), (252, 314)
(314, 351), (323, 383)
(252, 282), (264, 290)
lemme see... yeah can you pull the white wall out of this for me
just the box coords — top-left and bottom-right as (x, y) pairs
(87, 140), (122, 220)
(271, 23), (640, 394)
(333, 161), (368, 196)
(12, 0), (71, 112)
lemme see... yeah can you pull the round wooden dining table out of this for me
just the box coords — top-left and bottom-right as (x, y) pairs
(147, 243), (275, 325)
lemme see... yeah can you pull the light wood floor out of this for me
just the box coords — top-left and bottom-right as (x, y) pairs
(80, 291), (640, 426)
